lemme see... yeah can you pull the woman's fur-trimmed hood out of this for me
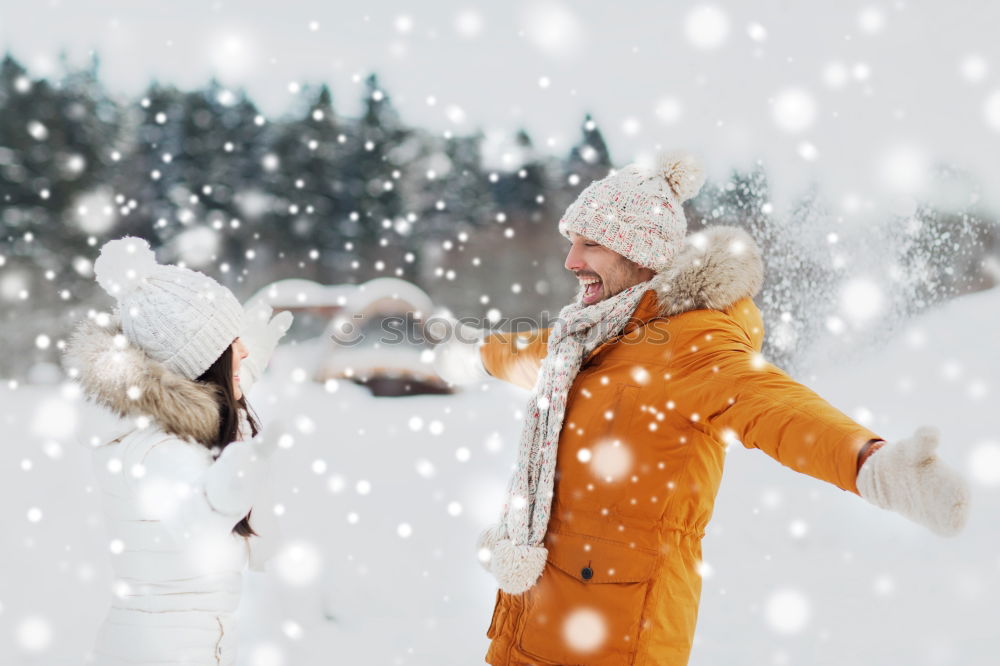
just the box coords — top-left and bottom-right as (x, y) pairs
(651, 225), (765, 316)
(64, 315), (220, 445)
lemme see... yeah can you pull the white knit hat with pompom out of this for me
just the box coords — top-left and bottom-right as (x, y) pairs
(558, 150), (706, 272)
(93, 237), (243, 380)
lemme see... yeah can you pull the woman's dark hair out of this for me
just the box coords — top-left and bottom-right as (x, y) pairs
(196, 342), (260, 537)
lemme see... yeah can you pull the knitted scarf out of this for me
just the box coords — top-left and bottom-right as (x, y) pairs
(478, 278), (653, 594)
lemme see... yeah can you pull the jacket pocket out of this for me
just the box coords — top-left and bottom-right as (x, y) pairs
(517, 530), (657, 665)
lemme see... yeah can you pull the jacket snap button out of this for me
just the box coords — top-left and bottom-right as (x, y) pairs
(581, 567), (594, 580)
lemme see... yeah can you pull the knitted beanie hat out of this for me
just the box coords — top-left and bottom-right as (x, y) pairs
(558, 151), (706, 272)
(93, 237), (244, 380)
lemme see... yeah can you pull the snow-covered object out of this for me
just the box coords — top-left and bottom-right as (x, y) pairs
(91, 236), (244, 381)
(64, 315), (279, 665)
(319, 346), (444, 387)
(246, 277), (433, 317)
(249, 277), (447, 394)
(857, 425), (971, 536)
(558, 151), (705, 272)
(246, 278), (355, 311)
(319, 279), (444, 394)
(343, 277), (434, 318)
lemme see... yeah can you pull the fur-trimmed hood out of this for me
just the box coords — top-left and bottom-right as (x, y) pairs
(64, 315), (220, 445)
(650, 224), (764, 316)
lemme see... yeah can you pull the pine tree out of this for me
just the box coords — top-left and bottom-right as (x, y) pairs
(265, 84), (354, 282)
(566, 113), (612, 186)
(336, 74), (410, 281)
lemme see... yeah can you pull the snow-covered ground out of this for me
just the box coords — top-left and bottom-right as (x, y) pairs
(1, 286), (998, 665)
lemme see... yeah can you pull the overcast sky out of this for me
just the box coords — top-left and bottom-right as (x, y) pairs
(3, 1), (1000, 214)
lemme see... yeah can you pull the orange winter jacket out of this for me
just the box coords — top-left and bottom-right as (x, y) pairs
(478, 226), (881, 666)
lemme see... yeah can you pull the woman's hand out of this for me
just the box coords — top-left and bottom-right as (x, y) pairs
(238, 300), (294, 391)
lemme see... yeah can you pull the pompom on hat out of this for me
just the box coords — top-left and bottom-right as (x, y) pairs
(558, 150), (706, 272)
(92, 237), (243, 380)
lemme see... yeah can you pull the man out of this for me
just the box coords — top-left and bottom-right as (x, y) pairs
(435, 152), (970, 665)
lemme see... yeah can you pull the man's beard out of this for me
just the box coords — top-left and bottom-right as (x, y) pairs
(575, 262), (652, 306)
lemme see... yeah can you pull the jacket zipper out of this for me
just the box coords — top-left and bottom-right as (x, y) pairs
(214, 616), (224, 664)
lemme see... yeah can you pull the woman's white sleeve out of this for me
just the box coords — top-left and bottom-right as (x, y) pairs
(140, 437), (269, 533)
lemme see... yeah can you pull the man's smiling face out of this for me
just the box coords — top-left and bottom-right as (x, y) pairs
(564, 232), (656, 306)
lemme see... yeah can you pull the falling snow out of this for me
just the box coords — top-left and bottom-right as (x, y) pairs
(1, 2), (999, 664)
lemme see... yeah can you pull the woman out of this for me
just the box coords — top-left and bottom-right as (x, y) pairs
(65, 237), (292, 665)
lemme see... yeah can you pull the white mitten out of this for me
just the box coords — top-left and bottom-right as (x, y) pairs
(246, 420), (286, 570)
(239, 300), (294, 391)
(856, 426), (970, 536)
(429, 317), (489, 385)
(203, 422), (285, 517)
(247, 472), (281, 572)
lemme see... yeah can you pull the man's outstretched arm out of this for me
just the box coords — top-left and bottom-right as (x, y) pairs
(697, 351), (881, 495)
(699, 350), (968, 535)
(433, 323), (551, 391)
(479, 328), (551, 390)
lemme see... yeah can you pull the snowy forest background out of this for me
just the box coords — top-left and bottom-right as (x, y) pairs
(3, 1), (1000, 665)
(3, 51), (999, 379)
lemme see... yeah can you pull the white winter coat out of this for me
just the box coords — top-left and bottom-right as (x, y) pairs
(67, 316), (277, 665)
